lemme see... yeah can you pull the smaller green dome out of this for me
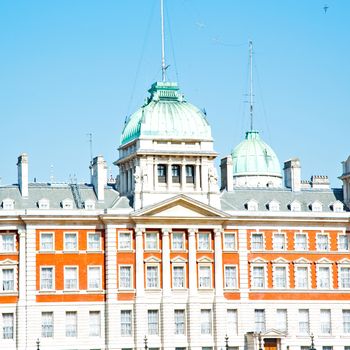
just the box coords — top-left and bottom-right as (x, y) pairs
(120, 82), (212, 145)
(231, 131), (282, 177)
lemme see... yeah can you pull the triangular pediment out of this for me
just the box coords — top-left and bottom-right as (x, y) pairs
(262, 328), (287, 337)
(0, 258), (17, 266)
(272, 257), (289, 264)
(197, 256), (213, 263)
(251, 257), (268, 264)
(294, 257), (311, 264)
(338, 258), (350, 264)
(316, 257), (332, 264)
(144, 256), (161, 263)
(132, 195), (229, 219)
(171, 256), (187, 263)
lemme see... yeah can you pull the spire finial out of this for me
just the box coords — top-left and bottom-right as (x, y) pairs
(249, 40), (254, 131)
(160, 0), (167, 82)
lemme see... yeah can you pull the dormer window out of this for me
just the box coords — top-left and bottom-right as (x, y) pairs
(157, 164), (167, 183)
(268, 200), (280, 212)
(62, 199), (73, 209)
(246, 200), (258, 211)
(84, 199), (95, 210)
(332, 201), (344, 212)
(289, 200), (301, 212)
(311, 201), (322, 212)
(2, 199), (14, 210)
(38, 199), (50, 209)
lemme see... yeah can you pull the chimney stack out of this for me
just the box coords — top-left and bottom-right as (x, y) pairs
(17, 153), (29, 197)
(283, 158), (301, 192)
(91, 155), (107, 201)
(220, 155), (233, 191)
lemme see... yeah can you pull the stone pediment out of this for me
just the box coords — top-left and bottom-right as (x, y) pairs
(144, 256), (161, 263)
(132, 195), (229, 219)
(0, 259), (18, 266)
(171, 256), (187, 263)
(251, 257), (268, 264)
(262, 328), (287, 337)
(294, 257), (311, 264)
(197, 256), (213, 263)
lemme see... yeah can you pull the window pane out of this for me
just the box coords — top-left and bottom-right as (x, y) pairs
(41, 267), (53, 290)
(295, 234), (307, 250)
(341, 267), (350, 288)
(2, 235), (14, 252)
(224, 234), (235, 250)
(318, 267), (330, 288)
(88, 233), (100, 250)
(65, 233), (77, 250)
(227, 309), (237, 335)
(298, 309), (309, 334)
(317, 235), (329, 251)
(275, 267), (287, 288)
(148, 310), (159, 335)
(251, 234), (263, 250)
(2, 269), (14, 291)
(339, 235), (350, 250)
(146, 233), (157, 250)
(276, 309), (287, 331)
(273, 234), (285, 250)
(65, 267), (78, 290)
(172, 233), (184, 250)
(198, 233), (210, 250)
(343, 310), (350, 333)
(199, 266), (211, 288)
(174, 310), (185, 335)
(41, 233), (53, 250)
(147, 266), (159, 288)
(296, 267), (308, 288)
(120, 266), (132, 289)
(66, 311), (77, 337)
(121, 310), (132, 336)
(88, 267), (101, 289)
(173, 266), (185, 288)
(225, 266), (237, 288)
(42, 312), (54, 338)
(200, 310), (211, 334)
(254, 309), (265, 332)
(320, 309), (331, 334)
(252, 266), (264, 288)
(2, 313), (14, 339)
(119, 232), (131, 250)
(89, 311), (101, 337)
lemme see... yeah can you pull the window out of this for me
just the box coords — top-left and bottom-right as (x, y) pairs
(88, 266), (101, 290)
(119, 232), (132, 250)
(2, 313), (13, 339)
(145, 233), (158, 250)
(252, 266), (265, 288)
(174, 309), (185, 335)
(146, 266), (159, 289)
(269, 201), (280, 211)
(254, 309), (265, 332)
(38, 198), (50, 209)
(172, 165), (180, 183)
(340, 267), (350, 288)
(64, 232), (78, 251)
(323, 347), (333, 350)
(227, 309), (238, 335)
(173, 266), (185, 288)
(200, 309), (212, 334)
(274, 266), (287, 288)
(157, 164), (167, 183)
(298, 309), (309, 334)
(64, 267), (78, 290)
(88, 232), (101, 251)
(343, 310), (350, 333)
(276, 309), (287, 331)
(89, 311), (101, 337)
(345, 347), (350, 350)
(320, 309), (331, 334)
(1, 235), (14, 252)
(247, 200), (258, 211)
(172, 232), (184, 250)
(251, 233), (263, 250)
(317, 266), (331, 289)
(66, 311), (77, 337)
(119, 266), (132, 289)
(186, 165), (194, 183)
(295, 266), (309, 289)
(148, 310), (159, 335)
(339, 234), (350, 251)
(40, 267), (54, 290)
(290, 201), (301, 212)
(199, 265), (211, 288)
(40, 233), (53, 251)
(41, 312), (54, 338)
(317, 234), (329, 251)
(273, 233), (286, 250)
(224, 233), (236, 250)
(198, 233), (210, 250)
(120, 310), (132, 336)
(2, 269), (14, 291)
(2, 199), (14, 210)
(295, 233), (307, 251)
(224, 266), (237, 289)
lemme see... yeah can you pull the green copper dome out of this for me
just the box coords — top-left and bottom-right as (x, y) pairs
(120, 82), (212, 145)
(231, 130), (282, 176)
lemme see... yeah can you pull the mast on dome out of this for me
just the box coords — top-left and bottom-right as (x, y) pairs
(249, 40), (254, 131)
(160, 0), (168, 82)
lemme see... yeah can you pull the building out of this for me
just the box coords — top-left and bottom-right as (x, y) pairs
(1, 79), (350, 350)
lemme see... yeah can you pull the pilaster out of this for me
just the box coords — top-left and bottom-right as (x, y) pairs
(135, 227), (145, 296)
(188, 228), (197, 296)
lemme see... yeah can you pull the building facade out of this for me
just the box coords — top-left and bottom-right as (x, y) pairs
(1, 81), (350, 350)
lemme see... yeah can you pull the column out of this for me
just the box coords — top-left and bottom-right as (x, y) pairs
(188, 228), (197, 296)
(135, 228), (144, 296)
(154, 160), (158, 190)
(162, 228), (171, 295)
(17, 228), (27, 350)
(104, 225), (118, 349)
(167, 162), (172, 190)
(195, 163), (201, 191)
(181, 163), (186, 191)
(214, 228), (223, 296)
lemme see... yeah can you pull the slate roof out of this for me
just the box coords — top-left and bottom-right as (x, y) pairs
(220, 187), (345, 212)
(0, 183), (132, 210)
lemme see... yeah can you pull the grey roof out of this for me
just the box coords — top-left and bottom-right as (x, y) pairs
(0, 183), (132, 210)
(220, 187), (345, 212)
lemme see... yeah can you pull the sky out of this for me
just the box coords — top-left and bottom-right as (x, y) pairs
(0, 0), (349, 188)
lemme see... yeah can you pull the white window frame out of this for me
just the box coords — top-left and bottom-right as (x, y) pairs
(65, 311), (77, 337)
(226, 309), (238, 335)
(146, 264), (160, 289)
(88, 266), (102, 290)
(311, 201), (323, 212)
(1, 267), (16, 292)
(320, 309), (331, 334)
(147, 310), (159, 335)
(317, 233), (329, 251)
(64, 232), (78, 252)
(273, 264), (289, 289)
(64, 266), (79, 291)
(198, 232), (211, 251)
(223, 232), (236, 251)
(273, 232), (287, 251)
(38, 198), (50, 209)
(40, 266), (55, 291)
(87, 232), (101, 251)
(41, 311), (54, 338)
(0, 234), (15, 253)
(338, 233), (350, 251)
(298, 309), (309, 335)
(2, 199), (14, 210)
(268, 200), (280, 212)
(118, 231), (132, 251)
(119, 265), (133, 290)
(172, 264), (186, 289)
(89, 310), (101, 337)
(251, 232), (264, 251)
(120, 310), (132, 337)
(200, 309), (212, 335)
(276, 309), (287, 332)
(339, 264), (350, 289)
(145, 232), (159, 251)
(2, 313), (14, 339)
(171, 232), (185, 251)
(254, 309), (266, 333)
(224, 265), (237, 289)
(290, 200), (301, 212)
(247, 200), (258, 211)
(251, 264), (267, 289)
(294, 232), (308, 251)
(316, 264), (332, 289)
(343, 310), (350, 333)
(40, 232), (54, 251)
(198, 264), (212, 289)
(174, 309), (186, 335)
(294, 264), (310, 289)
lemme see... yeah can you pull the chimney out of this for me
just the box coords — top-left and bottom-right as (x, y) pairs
(91, 155), (107, 201)
(220, 155), (233, 191)
(17, 153), (28, 197)
(283, 158), (301, 192)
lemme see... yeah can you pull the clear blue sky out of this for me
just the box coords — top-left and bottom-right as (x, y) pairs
(0, 0), (349, 187)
